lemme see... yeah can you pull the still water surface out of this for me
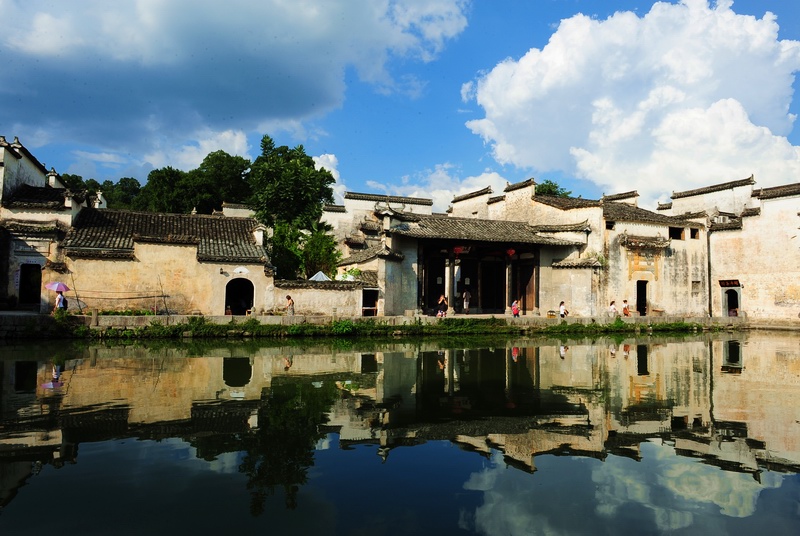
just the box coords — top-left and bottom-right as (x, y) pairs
(1, 332), (799, 535)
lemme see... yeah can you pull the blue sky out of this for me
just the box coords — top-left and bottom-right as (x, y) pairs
(3, 0), (800, 211)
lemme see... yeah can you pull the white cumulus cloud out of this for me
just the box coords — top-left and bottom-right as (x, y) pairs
(464, 0), (800, 207)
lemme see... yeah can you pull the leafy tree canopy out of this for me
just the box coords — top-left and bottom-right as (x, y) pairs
(301, 223), (341, 279)
(535, 179), (572, 198)
(249, 135), (334, 229)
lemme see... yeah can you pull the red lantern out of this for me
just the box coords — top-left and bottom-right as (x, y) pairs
(506, 248), (516, 257)
(453, 246), (464, 257)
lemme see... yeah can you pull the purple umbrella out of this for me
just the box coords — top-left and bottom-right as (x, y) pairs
(45, 282), (70, 292)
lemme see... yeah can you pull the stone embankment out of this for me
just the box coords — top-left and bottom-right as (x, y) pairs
(0, 310), (787, 340)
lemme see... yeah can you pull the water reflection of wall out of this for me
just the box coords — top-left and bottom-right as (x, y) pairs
(712, 334), (800, 467)
(2, 333), (800, 507)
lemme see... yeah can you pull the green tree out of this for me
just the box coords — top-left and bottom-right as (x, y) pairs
(59, 173), (86, 190)
(535, 179), (572, 198)
(102, 177), (141, 209)
(270, 222), (304, 279)
(248, 135), (335, 229)
(302, 223), (341, 278)
(197, 150), (251, 205)
(133, 166), (188, 213)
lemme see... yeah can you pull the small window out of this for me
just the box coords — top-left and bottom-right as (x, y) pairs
(668, 227), (684, 240)
(690, 228), (699, 239)
(691, 280), (700, 295)
(606, 221), (616, 230)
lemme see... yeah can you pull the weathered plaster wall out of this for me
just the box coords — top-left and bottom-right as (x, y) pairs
(66, 242), (271, 315)
(268, 284), (363, 316)
(604, 222), (707, 316)
(450, 194), (490, 218)
(710, 196), (800, 319)
(503, 184), (536, 220)
(0, 147), (46, 201)
(712, 334), (800, 464)
(538, 252), (596, 316)
(382, 235), (419, 315)
(671, 184), (754, 215)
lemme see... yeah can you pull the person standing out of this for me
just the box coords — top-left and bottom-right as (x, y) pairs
(559, 301), (569, 318)
(286, 295), (295, 316)
(462, 289), (471, 314)
(53, 291), (67, 313)
(622, 300), (630, 317)
(511, 299), (520, 317)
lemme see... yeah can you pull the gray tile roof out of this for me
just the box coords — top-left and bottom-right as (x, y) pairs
(3, 184), (77, 209)
(338, 244), (404, 266)
(0, 218), (69, 235)
(323, 204), (346, 213)
(673, 211), (708, 220)
(63, 208), (269, 264)
(357, 270), (379, 288)
(387, 214), (582, 246)
(531, 220), (591, 233)
(740, 207), (760, 217)
(602, 190), (638, 202)
(0, 136), (50, 175)
(487, 195), (505, 204)
(536, 195), (701, 227)
(534, 195), (601, 210)
(709, 221), (743, 232)
(345, 191), (433, 206)
(752, 182), (800, 200)
(452, 186), (492, 203)
(275, 279), (366, 290)
(620, 234), (670, 249)
(671, 176), (755, 199)
(552, 257), (602, 268)
(603, 201), (703, 227)
(504, 178), (536, 192)
(657, 202), (673, 211)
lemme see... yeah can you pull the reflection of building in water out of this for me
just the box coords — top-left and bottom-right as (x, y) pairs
(2, 333), (800, 508)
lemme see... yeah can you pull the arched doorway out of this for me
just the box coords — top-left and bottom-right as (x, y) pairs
(223, 357), (252, 388)
(724, 289), (740, 316)
(225, 278), (254, 315)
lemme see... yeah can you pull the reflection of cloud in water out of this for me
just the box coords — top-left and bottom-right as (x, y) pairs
(593, 440), (783, 529)
(315, 433), (334, 451)
(461, 441), (788, 535)
(461, 451), (566, 536)
(207, 450), (244, 474)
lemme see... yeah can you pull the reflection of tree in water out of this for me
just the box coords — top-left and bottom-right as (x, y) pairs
(240, 378), (338, 515)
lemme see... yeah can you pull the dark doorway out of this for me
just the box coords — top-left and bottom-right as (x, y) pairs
(362, 289), (378, 316)
(223, 357), (252, 387)
(637, 345), (649, 376)
(480, 260), (506, 312)
(722, 340), (742, 373)
(517, 262), (536, 314)
(457, 259), (478, 311)
(424, 257), (446, 312)
(14, 361), (38, 392)
(18, 264), (42, 306)
(725, 289), (739, 316)
(225, 278), (254, 315)
(636, 280), (648, 316)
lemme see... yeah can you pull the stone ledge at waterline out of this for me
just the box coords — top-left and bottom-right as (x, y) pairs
(0, 310), (773, 340)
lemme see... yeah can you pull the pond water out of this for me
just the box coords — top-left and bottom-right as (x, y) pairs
(1, 332), (799, 535)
